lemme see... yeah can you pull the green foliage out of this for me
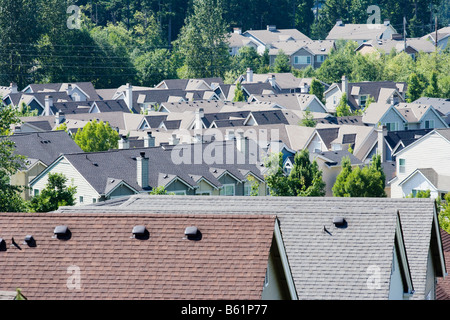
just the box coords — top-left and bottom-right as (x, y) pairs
(439, 194), (450, 233)
(246, 175), (260, 196)
(405, 189), (431, 198)
(73, 120), (119, 152)
(233, 82), (245, 102)
(29, 173), (77, 212)
(332, 154), (386, 197)
(273, 50), (292, 73)
(299, 109), (316, 127)
(309, 78), (324, 103)
(149, 186), (175, 195)
(335, 93), (352, 117)
(264, 150), (325, 197)
(406, 73), (426, 102)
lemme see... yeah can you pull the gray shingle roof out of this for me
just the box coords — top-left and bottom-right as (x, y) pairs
(57, 195), (445, 300)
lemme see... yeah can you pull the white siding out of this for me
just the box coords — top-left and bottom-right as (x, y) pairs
(400, 172), (439, 198)
(31, 158), (99, 205)
(388, 245), (407, 300)
(390, 132), (450, 198)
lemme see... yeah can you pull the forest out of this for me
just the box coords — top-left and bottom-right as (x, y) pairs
(0, 0), (448, 98)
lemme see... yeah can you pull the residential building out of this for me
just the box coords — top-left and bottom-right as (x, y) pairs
(390, 129), (450, 199)
(356, 37), (437, 59)
(326, 19), (397, 45)
(421, 26), (450, 51)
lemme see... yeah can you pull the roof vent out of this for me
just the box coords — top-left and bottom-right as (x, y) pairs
(132, 225), (149, 240)
(184, 226), (202, 241)
(53, 225), (71, 240)
(0, 238), (5, 251)
(23, 235), (36, 247)
(333, 217), (347, 228)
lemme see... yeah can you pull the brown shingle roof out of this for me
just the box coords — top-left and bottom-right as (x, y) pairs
(0, 212), (275, 300)
(437, 228), (450, 300)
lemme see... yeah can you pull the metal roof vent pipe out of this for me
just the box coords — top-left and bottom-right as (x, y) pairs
(0, 238), (6, 251)
(184, 226), (202, 241)
(131, 225), (149, 240)
(333, 217), (347, 228)
(23, 235), (36, 247)
(53, 225), (71, 240)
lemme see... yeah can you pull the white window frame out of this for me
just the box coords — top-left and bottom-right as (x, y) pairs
(424, 119), (434, 129)
(399, 158), (406, 174)
(294, 55), (311, 65)
(384, 122), (399, 131)
(172, 190), (187, 195)
(79, 196), (84, 203)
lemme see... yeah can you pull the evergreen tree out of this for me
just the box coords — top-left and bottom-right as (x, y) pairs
(73, 120), (120, 152)
(335, 93), (352, 116)
(233, 82), (245, 102)
(423, 70), (441, 98)
(288, 149), (326, 196)
(299, 109), (316, 127)
(309, 78), (325, 103)
(406, 73), (426, 102)
(273, 50), (292, 73)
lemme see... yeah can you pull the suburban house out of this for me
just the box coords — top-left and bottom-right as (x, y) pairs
(362, 102), (448, 132)
(268, 39), (335, 69)
(57, 195), (447, 300)
(389, 128), (450, 199)
(421, 26), (450, 51)
(21, 82), (101, 101)
(6, 130), (83, 200)
(227, 27), (259, 55)
(0, 211), (292, 300)
(248, 93), (328, 113)
(29, 138), (269, 204)
(242, 25), (311, 55)
(324, 76), (406, 113)
(382, 128), (434, 161)
(413, 97), (450, 126)
(355, 37), (437, 59)
(326, 19), (398, 45)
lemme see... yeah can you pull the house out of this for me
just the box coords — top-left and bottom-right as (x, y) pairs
(390, 128), (450, 199)
(421, 26), (450, 51)
(355, 37), (437, 59)
(413, 97), (450, 126)
(268, 40), (335, 69)
(21, 82), (101, 102)
(29, 138), (269, 204)
(0, 211), (290, 300)
(382, 128), (434, 161)
(326, 19), (397, 45)
(6, 130), (83, 200)
(57, 195), (447, 300)
(3, 92), (73, 116)
(324, 77), (406, 113)
(242, 25), (311, 55)
(227, 27), (259, 55)
(249, 93), (328, 113)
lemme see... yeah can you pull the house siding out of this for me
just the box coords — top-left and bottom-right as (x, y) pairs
(400, 172), (439, 198)
(30, 158), (99, 205)
(419, 110), (448, 130)
(380, 109), (406, 131)
(219, 173), (243, 195)
(325, 86), (342, 113)
(390, 132), (450, 198)
(108, 184), (137, 199)
(165, 179), (195, 195)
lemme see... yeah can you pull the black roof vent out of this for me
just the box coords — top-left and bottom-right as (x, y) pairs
(53, 225), (71, 240)
(132, 225), (149, 240)
(24, 235), (36, 247)
(184, 226), (202, 241)
(333, 217), (347, 228)
(0, 238), (6, 251)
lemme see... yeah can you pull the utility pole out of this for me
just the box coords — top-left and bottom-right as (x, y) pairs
(435, 16), (438, 52)
(403, 17), (406, 52)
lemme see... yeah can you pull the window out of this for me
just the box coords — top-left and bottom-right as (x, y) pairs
(425, 120), (434, 129)
(294, 56), (311, 65)
(384, 122), (399, 131)
(172, 190), (187, 195)
(399, 159), (406, 173)
(79, 196), (84, 203)
(92, 198), (97, 203)
(220, 184), (235, 196)
(34, 189), (39, 196)
(359, 95), (367, 107)
(244, 183), (251, 196)
(316, 55), (325, 62)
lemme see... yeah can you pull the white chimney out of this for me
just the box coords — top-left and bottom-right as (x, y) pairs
(267, 25), (277, 32)
(9, 82), (17, 94)
(300, 82), (309, 94)
(377, 125), (387, 163)
(233, 27), (242, 34)
(246, 68), (253, 82)
(336, 19), (344, 26)
(55, 110), (65, 125)
(225, 129), (235, 141)
(118, 134), (129, 149)
(66, 84), (73, 97)
(193, 133), (202, 144)
(144, 131), (155, 148)
(168, 133), (179, 146)
(268, 74), (276, 88)
(136, 151), (149, 189)
(125, 83), (133, 111)
(44, 95), (53, 116)
(341, 75), (348, 98)
(195, 108), (204, 130)
(236, 130), (247, 154)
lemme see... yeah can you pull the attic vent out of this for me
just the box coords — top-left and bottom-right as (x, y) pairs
(53, 225), (71, 240)
(333, 217), (347, 228)
(184, 226), (202, 241)
(132, 225), (149, 240)
(24, 235), (36, 247)
(0, 238), (5, 251)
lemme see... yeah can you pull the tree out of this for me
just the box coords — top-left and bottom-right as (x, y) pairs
(406, 73), (426, 102)
(423, 70), (441, 98)
(149, 186), (175, 195)
(309, 78), (324, 103)
(73, 120), (119, 152)
(332, 154), (386, 197)
(299, 109), (316, 127)
(264, 152), (291, 196)
(406, 189), (431, 198)
(439, 193), (450, 233)
(174, 0), (230, 78)
(0, 105), (28, 212)
(335, 93), (352, 116)
(29, 173), (77, 212)
(273, 50), (291, 73)
(233, 82), (245, 102)
(288, 149), (326, 196)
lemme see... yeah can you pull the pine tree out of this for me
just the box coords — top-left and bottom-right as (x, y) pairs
(273, 50), (292, 73)
(335, 93), (352, 116)
(406, 73), (425, 102)
(233, 82), (245, 102)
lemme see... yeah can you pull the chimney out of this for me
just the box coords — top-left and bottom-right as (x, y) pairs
(136, 151), (149, 189)
(193, 133), (202, 143)
(168, 133), (179, 145)
(377, 125), (387, 163)
(44, 95), (53, 116)
(341, 75), (348, 98)
(300, 82), (309, 94)
(144, 131), (155, 148)
(9, 82), (17, 94)
(336, 19), (344, 26)
(66, 84), (73, 97)
(233, 27), (242, 34)
(383, 19), (390, 26)
(268, 74), (276, 88)
(55, 110), (65, 125)
(267, 25), (277, 32)
(194, 108), (204, 130)
(236, 130), (247, 154)
(246, 68), (253, 82)
(125, 83), (133, 111)
(118, 134), (129, 149)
